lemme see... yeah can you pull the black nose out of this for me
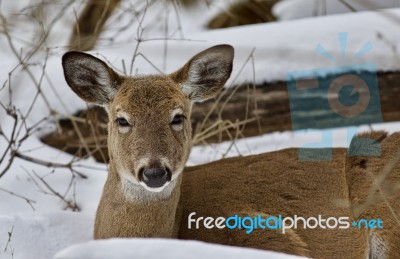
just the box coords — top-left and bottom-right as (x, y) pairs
(141, 168), (171, 188)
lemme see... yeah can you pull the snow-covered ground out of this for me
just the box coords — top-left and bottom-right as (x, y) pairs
(1, 1), (400, 259)
(54, 238), (305, 259)
(274, 0), (400, 20)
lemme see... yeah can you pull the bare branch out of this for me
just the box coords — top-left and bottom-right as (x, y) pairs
(0, 187), (36, 211)
(32, 171), (80, 212)
(12, 151), (88, 179)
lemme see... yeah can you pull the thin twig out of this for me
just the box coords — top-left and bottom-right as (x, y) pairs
(337, 0), (358, 12)
(0, 187), (36, 211)
(32, 171), (80, 212)
(13, 151), (88, 178)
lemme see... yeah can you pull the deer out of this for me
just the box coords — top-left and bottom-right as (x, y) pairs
(61, 45), (400, 259)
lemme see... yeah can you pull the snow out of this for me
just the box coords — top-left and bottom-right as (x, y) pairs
(86, 8), (400, 84)
(3, 8), (400, 125)
(0, 212), (93, 259)
(1, 1), (400, 259)
(188, 121), (400, 165)
(54, 238), (305, 259)
(274, 0), (400, 21)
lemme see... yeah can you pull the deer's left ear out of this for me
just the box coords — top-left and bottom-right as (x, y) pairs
(170, 44), (234, 102)
(62, 51), (123, 106)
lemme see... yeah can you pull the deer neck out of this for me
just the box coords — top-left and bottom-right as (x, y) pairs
(94, 162), (183, 239)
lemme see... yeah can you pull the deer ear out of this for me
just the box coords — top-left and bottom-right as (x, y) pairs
(62, 51), (122, 106)
(171, 44), (234, 102)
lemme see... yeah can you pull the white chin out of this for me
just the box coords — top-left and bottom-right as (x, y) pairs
(139, 182), (169, 193)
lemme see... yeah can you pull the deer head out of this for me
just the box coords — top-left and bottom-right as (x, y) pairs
(62, 45), (234, 195)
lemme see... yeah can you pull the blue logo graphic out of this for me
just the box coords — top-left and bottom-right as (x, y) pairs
(287, 32), (382, 160)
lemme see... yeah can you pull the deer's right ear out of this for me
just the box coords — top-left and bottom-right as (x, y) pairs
(170, 44), (234, 103)
(62, 51), (122, 106)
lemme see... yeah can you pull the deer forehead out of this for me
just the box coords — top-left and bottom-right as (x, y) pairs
(110, 76), (190, 117)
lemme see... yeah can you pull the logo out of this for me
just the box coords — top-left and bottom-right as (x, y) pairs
(286, 32), (382, 160)
(188, 212), (384, 234)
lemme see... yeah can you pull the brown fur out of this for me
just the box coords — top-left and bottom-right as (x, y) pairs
(95, 163), (183, 238)
(346, 131), (400, 258)
(95, 75), (192, 238)
(62, 46), (399, 258)
(180, 148), (368, 258)
(62, 45), (234, 239)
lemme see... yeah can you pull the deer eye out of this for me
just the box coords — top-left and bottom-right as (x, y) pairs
(116, 117), (131, 127)
(171, 114), (185, 125)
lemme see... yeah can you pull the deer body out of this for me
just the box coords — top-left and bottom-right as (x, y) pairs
(62, 46), (399, 258)
(178, 131), (400, 258)
(180, 148), (364, 258)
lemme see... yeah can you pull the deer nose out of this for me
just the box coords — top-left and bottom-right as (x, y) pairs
(141, 168), (171, 188)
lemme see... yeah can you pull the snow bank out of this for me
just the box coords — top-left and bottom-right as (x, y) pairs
(3, 9), (400, 125)
(54, 238), (304, 259)
(188, 121), (400, 165)
(92, 8), (400, 84)
(274, 0), (400, 21)
(0, 212), (93, 259)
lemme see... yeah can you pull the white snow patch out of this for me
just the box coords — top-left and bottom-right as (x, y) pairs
(274, 0), (400, 21)
(54, 238), (305, 259)
(0, 212), (93, 259)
